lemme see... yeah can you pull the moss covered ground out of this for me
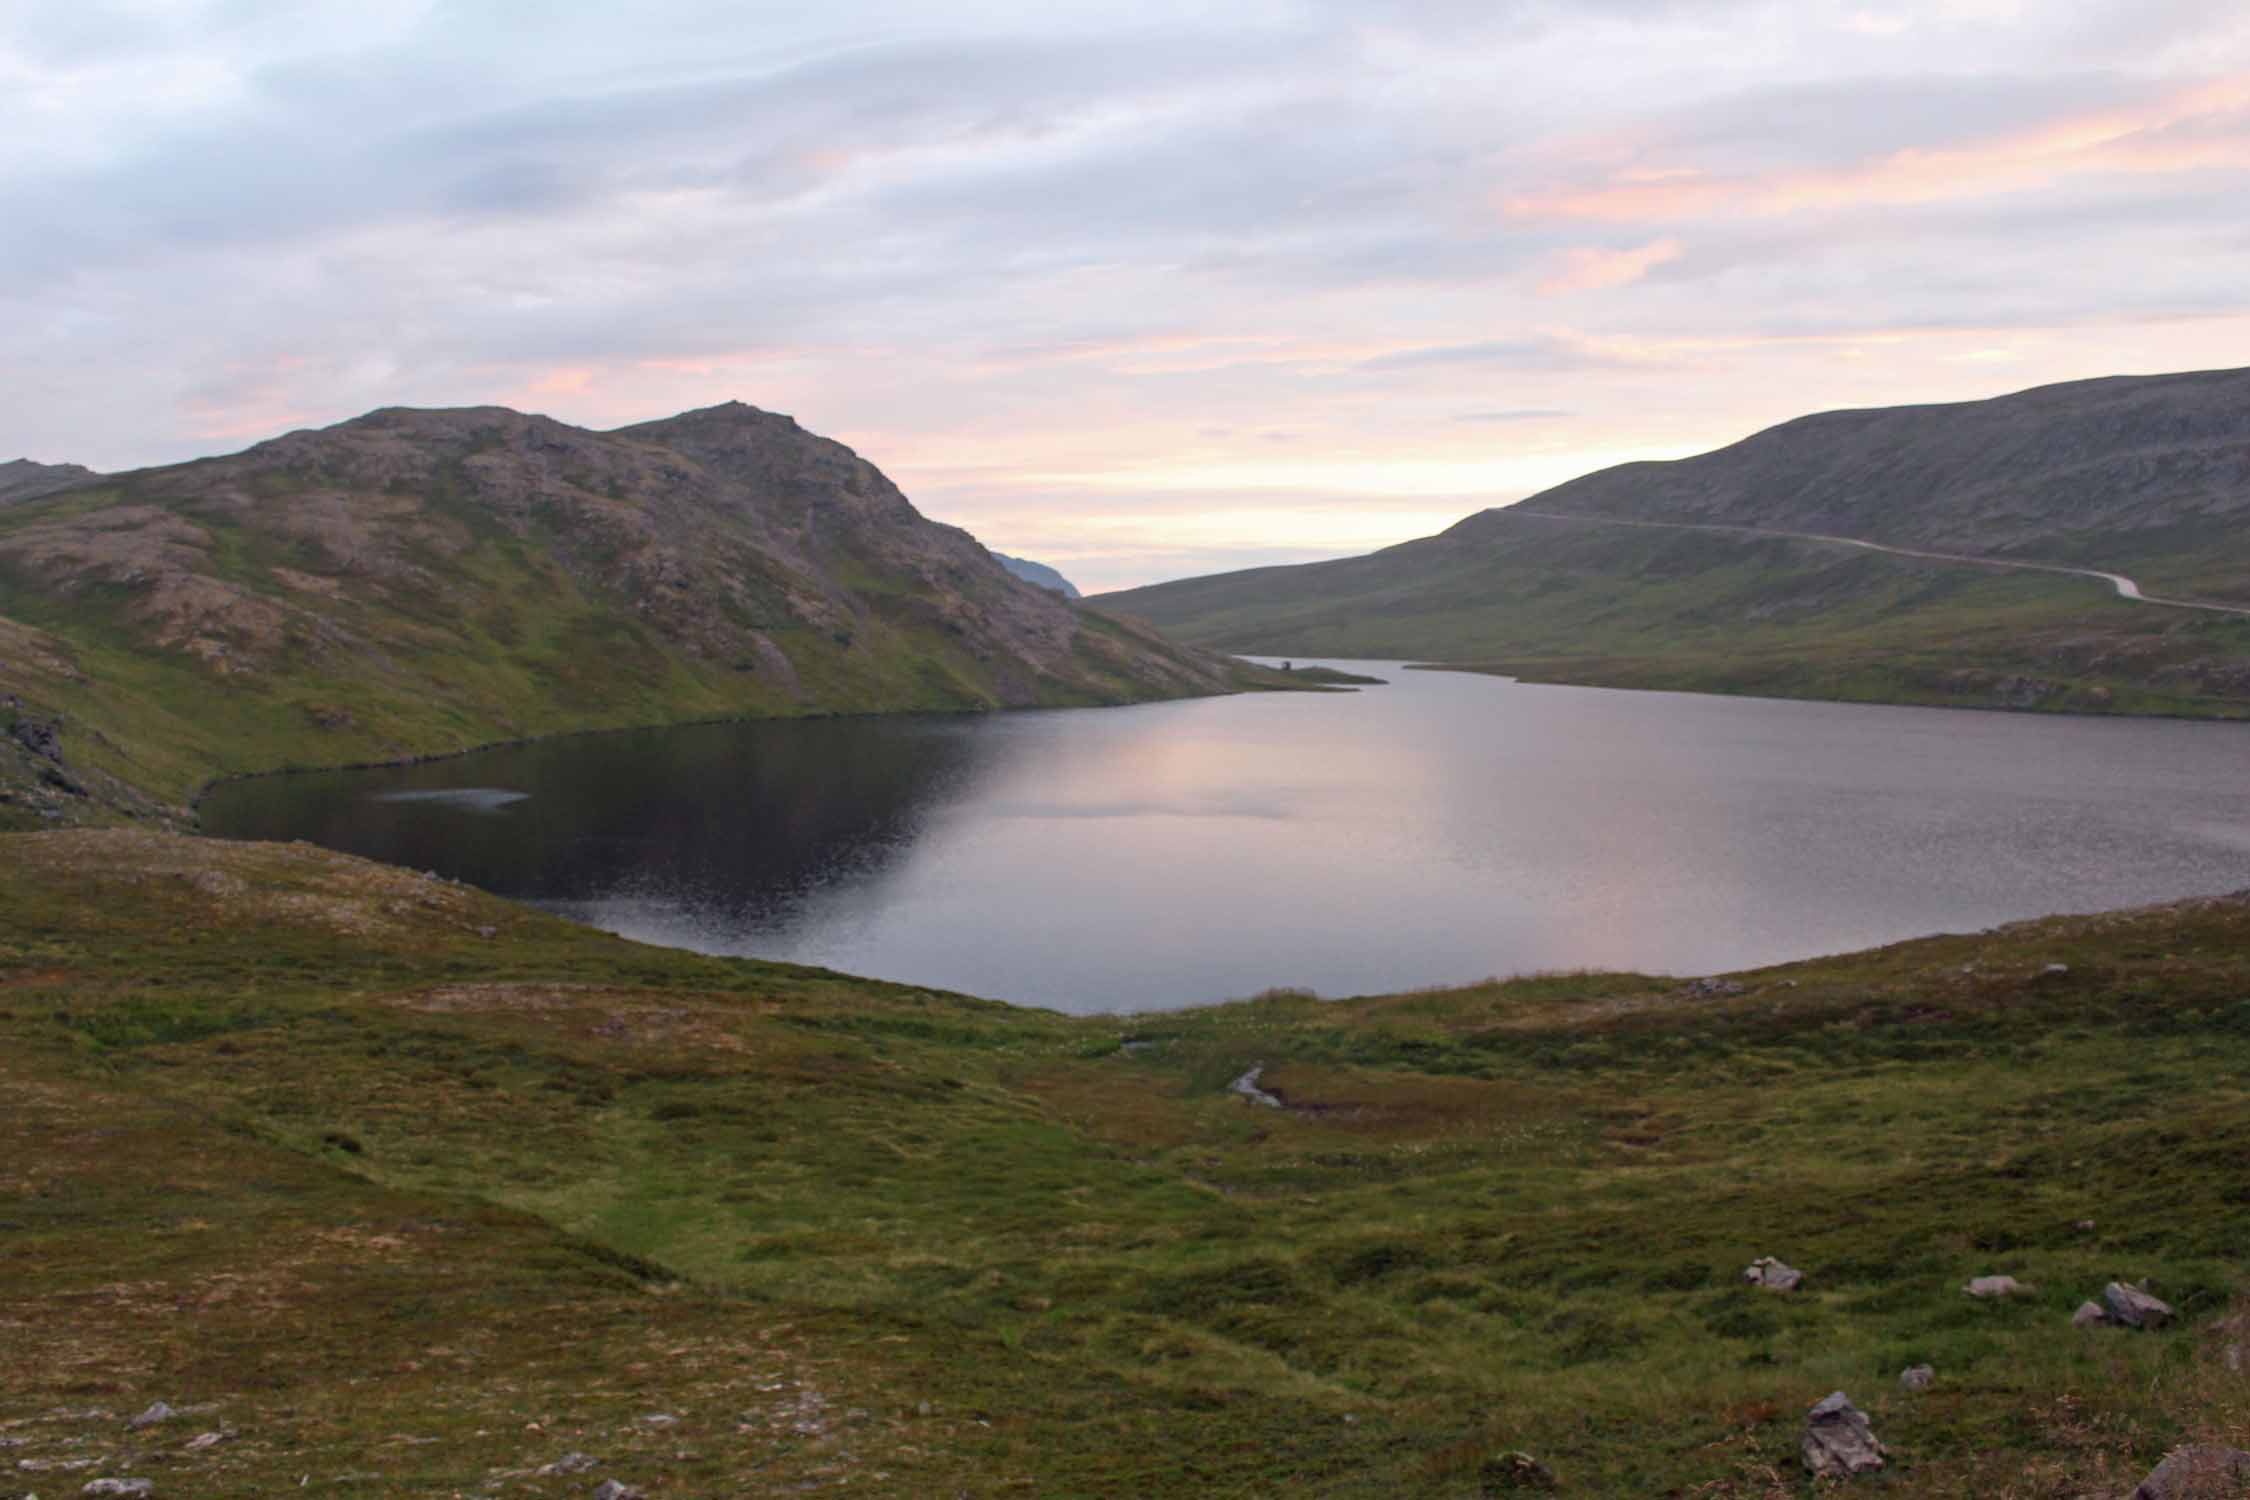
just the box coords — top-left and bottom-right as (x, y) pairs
(4, 830), (2246, 1496)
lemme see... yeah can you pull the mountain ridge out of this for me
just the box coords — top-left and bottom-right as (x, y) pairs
(0, 457), (100, 505)
(0, 401), (1281, 827)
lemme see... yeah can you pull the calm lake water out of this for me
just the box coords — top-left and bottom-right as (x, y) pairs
(199, 664), (2250, 1013)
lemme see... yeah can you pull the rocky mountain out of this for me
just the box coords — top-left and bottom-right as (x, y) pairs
(1102, 367), (2250, 717)
(0, 402), (1273, 825)
(0, 458), (99, 505)
(993, 552), (1082, 598)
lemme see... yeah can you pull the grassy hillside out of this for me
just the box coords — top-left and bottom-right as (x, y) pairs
(1106, 511), (2250, 717)
(5, 829), (2245, 1496)
(0, 405), (1285, 830)
(1103, 366), (2250, 717)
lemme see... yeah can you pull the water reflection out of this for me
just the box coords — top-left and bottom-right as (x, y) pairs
(200, 667), (2250, 1013)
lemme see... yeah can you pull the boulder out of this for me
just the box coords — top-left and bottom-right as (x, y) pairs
(2105, 1282), (2175, 1330)
(2130, 1445), (2250, 1500)
(538, 1452), (600, 1475)
(82, 1482), (156, 1498)
(1743, 1256), (1803, 1292)
(1802, 1391), (1886, 1477)
(2072, 1300), (2111, 1329)
(126, 1402), (175, 1430)
(1964, 1275), (2034, 1299)
(1899, 1364), (1935, 1391)
(592, 1482), (641, 1500)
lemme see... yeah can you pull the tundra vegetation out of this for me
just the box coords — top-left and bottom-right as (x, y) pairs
(4, 830), (2245, 1496)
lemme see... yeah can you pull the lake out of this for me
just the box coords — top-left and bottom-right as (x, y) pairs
(198, 665), (2250, 1013)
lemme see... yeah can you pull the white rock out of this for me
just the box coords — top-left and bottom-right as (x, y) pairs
(1743, 1256), (1803, 1292)
(2105, 1281), (2175, 1329)
(1802, 1391), (1885, 1477)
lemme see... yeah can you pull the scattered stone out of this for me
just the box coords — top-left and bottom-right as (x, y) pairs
(2105, 1281), (2175, 1329)
(182, 1433), (223, 1452)
(638, 1413), (679, 1427)
(1899, 1364), (1935, 1391)
(2072, 1300), (2111, 1329)
(475, 925), (497, 939)
(2041, 963), (2071, 977)
(1963, 1275), (2034, 1298)
(915, 1401), (933, 1418)
(1476, 1449), (1557, 1490)
(1743, 1256), (1803, 1292)
(2129, 1444), (2250, 1500)
(1686, 977), (1746, 998)
(1802, 1391), (1886, 1477)
(591, 1481), (640, 1500)
(1229, 1064), (1282, 1109)
(10, 717), (63, 763)
(126, 1403), (174, 1431)
(81, 1482), (155, 1498)
(538, 1452), (600, 1475)
(2074, 1218), (2097, 1231)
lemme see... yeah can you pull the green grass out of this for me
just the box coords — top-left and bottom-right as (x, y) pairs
(3, 829), (2244, 1495)
(1101, 515), (2250, 720)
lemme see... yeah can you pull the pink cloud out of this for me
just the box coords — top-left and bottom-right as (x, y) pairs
(1507, 72), (2250, 224)
(1539, 238), (1684, 295)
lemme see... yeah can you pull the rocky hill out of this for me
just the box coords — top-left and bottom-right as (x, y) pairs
(1103, 367), (2250, 717)
(0, 403), (1273, 827)
(0, 458), (99, 505)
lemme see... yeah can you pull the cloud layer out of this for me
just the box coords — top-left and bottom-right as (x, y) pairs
(6, 0), (2248, 590)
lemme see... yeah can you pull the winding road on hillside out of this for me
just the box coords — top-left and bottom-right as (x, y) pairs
(1505, 509), (2250, 619)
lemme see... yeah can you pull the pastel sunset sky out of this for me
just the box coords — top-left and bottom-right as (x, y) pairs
(7, 1), (2250, 591)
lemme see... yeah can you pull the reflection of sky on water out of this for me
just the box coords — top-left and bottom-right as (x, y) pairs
(205, 669), (2250, 1014)
(372, 787), (530, 812)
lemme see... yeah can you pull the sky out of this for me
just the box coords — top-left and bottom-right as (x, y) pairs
(5, 1), (2250, 593)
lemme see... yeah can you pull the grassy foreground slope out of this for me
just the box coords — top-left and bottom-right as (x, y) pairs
(0, 404), (1283, 830)
(1101, 368), (2250, 718)
(6, 830), (2246, 1496)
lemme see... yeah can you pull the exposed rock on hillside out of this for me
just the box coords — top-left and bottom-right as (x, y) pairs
(0, 403), (1271, 819)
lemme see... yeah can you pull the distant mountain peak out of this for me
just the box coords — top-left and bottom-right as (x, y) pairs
(993, 553), (1083, 599)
